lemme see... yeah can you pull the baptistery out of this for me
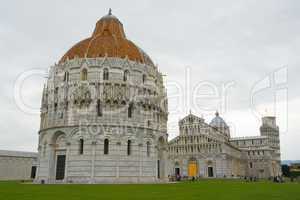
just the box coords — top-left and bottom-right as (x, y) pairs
(36, 10), (168, 183)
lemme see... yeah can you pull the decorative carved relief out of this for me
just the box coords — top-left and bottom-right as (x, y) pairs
(103, 83), (129, 105)
(72, 83), (92, 108)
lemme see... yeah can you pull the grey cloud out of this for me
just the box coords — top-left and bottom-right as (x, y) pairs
(0, 0), (299, 159)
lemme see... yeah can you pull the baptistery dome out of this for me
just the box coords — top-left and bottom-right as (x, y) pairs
(60, 10), (154, 66)
(36, 10), (168, 184)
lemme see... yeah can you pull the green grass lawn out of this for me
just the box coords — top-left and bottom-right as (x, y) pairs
(0, 180), (299, 200)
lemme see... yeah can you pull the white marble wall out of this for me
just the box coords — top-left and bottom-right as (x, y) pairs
(36, 57), (168, 184)
(0, 151), (37, 180)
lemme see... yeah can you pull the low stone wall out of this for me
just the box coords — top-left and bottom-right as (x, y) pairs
(0, 150), (38, 181)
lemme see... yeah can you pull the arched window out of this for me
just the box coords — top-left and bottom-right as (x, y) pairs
(54, 87), (59, 95)
(43, 143), (47, 157)
(79, 139), (84, 155)
(123, 70), (129, 82)
(97, 99), (102, 117)
(147, 141), (150, 157)
(54, 103), (58, 112)
(103, 68), (109, 80)
(65, 101), (69, 111)
(128, 103), (133, 118)
(64, 71), (69, 82)
(142, 74), (146, 84)
(127, 140), (131, 156)
(104, 139), (109, 155)
(81, 69), (87, 81)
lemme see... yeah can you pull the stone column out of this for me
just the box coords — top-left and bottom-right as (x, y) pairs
(139, 143), (142, 181)
(116, 142), (121, 179)
(155, 146), (158, 180)
(64, 142), (71, 183)
(35, 146), (41, 183)
(48, 144), (55, 183)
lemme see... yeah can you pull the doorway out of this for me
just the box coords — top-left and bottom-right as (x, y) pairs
(188, 161), (198, 177)
(208, 167), (214, 177)
(175, 168), (180, 176)
(56, 155), (66, 180)
(30, 166), (37, 179)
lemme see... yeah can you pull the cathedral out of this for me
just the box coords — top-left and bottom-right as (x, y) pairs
(35, 11), (281, 183)
(168, 112), (281, 179)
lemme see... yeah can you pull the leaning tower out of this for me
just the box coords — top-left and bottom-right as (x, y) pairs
(260, 116), (280, 150)
(260, 116), (281, 176)
(36, 10), (168, 184)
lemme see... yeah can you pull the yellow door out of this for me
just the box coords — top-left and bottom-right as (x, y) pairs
(188, 162), (198, 177)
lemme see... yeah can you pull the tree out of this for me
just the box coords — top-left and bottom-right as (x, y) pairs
(281, 165), (290, 177)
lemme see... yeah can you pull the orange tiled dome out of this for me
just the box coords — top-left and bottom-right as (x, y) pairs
(60, 10), (154, 66)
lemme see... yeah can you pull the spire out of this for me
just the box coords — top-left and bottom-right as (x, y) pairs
(189, 109), (192, 115)
(108, 8), (112, 15)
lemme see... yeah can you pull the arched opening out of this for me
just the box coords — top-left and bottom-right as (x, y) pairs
(142, 74), (146, 84)
(97, 99), (102, 117)
(50, 132), (67, 182)
(146, 141), (151, 157)
(208, 167), (214, 177)
(103, 68), (109, 81)
(174, 162), (181, 177)
(188, 158), (198, 177)
(128, 103), (133, 118)
(54, 103), (58, 112)
(79, 139), (84, 155)
(127, 140), (131, 156)
(123, 70), (129, 82)
(54, 87), (59, 95)
(63, 71), (69, 82)
(104, 139), (109, 155)
(65, 101), (69, 111)
(81, 68), (88, 81)
(207, 161), (214, 177)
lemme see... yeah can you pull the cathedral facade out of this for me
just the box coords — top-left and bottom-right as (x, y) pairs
(168, 113), (281, 179)
(35, 11), (281, 184)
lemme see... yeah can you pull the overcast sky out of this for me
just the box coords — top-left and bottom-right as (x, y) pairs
(0, 0), (299, 160)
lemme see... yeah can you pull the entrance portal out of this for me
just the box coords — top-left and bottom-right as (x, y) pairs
(188, 160), (198, 177)
(175, 168), (180, 176)
(208, 167), (214, 177)
(56, 155), (66, 180)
